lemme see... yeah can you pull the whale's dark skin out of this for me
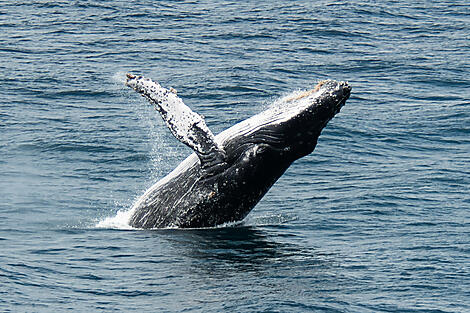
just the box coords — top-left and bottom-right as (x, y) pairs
(125, 75), (351, 228)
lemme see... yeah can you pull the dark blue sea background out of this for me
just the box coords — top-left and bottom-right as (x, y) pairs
(1, 1), (469, 312)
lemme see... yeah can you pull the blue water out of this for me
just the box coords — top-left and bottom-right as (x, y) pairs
(1, 1), (469, 312)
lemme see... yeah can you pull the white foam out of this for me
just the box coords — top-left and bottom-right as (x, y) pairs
(95, 208), (136, 230)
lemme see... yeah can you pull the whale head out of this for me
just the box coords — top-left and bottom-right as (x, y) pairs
(280, 79), (351, 158)
(217, 79), (351, 162)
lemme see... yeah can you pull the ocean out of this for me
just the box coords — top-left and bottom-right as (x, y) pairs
(1, 1), (469, 312)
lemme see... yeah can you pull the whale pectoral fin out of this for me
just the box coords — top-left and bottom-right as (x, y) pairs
(125, 74), (226, 172)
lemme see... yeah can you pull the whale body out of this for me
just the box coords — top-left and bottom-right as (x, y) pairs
(125, 75), (351, 228)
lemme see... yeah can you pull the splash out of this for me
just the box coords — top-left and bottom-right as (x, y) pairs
(95, 208), (136, 230)
(111, 70), (128, 85)
(245, 213), (298, 227)
(95, 210), (245, 230)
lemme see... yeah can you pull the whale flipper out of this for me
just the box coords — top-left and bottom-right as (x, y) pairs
(125, 74), (226, 172)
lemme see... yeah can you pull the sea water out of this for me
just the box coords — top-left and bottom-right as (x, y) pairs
(1, 1), (469, 312)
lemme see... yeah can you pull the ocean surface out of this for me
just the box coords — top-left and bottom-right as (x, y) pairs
(1, 1), (469, 312)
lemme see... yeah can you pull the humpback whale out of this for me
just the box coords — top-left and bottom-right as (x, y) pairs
(125, 74), (351, 229)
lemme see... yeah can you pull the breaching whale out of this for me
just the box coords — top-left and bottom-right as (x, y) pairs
(125, 74), (351, 229)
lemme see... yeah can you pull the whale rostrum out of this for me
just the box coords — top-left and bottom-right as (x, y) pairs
(125, 74), (351, 228)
